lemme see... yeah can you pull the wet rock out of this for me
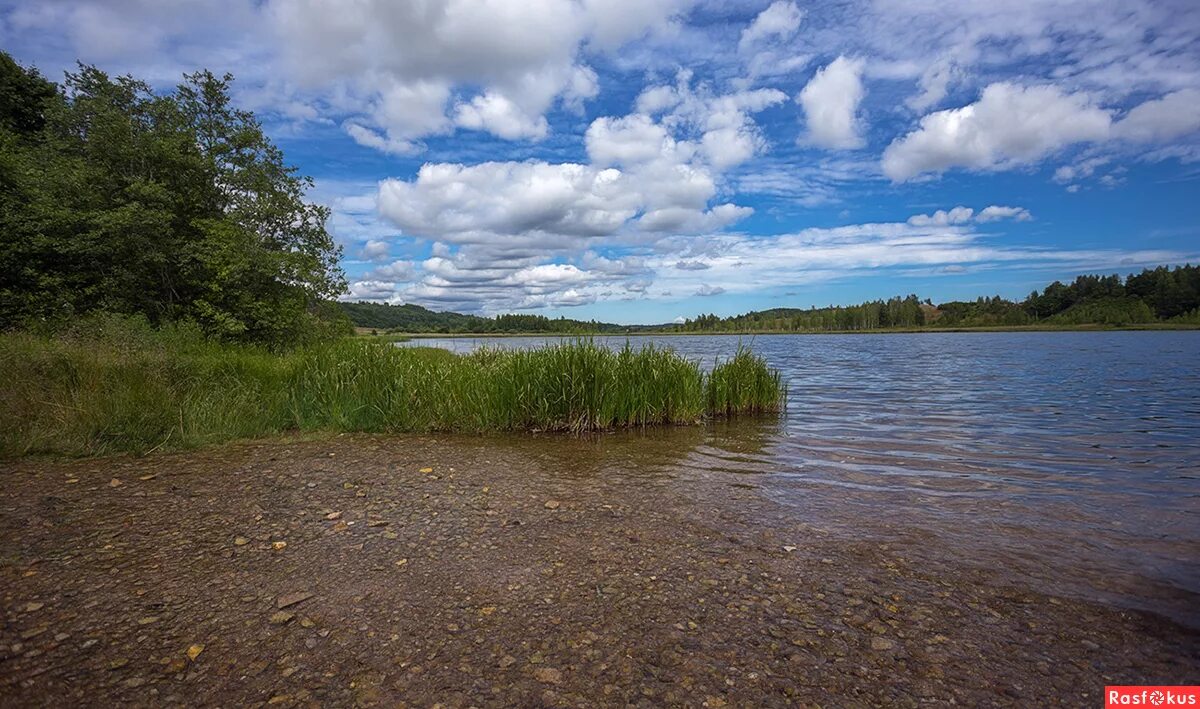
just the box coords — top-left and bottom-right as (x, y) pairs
(870, 637), (896, 651)
(269, 611), (295, 625)
(534, 667), (563, 684)
(276, 592), (314, 609)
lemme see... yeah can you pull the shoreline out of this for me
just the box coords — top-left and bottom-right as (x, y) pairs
(3, 433), (1195, 706)
(382, 323), (1200, 338)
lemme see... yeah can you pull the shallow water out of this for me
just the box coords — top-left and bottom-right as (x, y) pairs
(406, 332), (1200, 625)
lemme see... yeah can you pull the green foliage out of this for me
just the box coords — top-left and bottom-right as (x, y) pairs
(0, 53), (56, 136)
(673, 295), (927, 332)
(932, 296), (1032, 327)
(665, 266), (1199, 333)
(1125, 265), (1200, 319)
(1025, 266), (1200, 322)
(0, 319), (784, 456)
(1045, 297), (1155, 326)
(0, 53), (344, 345)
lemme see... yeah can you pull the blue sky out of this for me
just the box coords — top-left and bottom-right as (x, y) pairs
(4, 0), (1199, 324)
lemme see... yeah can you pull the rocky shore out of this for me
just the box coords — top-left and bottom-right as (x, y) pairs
(2, 434), (1195, 706)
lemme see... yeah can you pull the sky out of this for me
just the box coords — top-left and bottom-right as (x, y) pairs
(4, 0), (1200, 325)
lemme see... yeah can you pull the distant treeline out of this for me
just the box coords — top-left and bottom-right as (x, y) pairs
(343, 265), (1200, 333)
(671, 265), (1200, 332)
(341, 302), (639, 334)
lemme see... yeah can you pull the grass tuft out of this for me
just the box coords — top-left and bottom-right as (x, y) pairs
(1, 321), (783, 457)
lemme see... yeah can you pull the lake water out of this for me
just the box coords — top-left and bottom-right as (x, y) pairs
(406, 332), (1200, 625)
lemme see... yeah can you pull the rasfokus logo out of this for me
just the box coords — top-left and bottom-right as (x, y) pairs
(1106, 687), (1200, 707)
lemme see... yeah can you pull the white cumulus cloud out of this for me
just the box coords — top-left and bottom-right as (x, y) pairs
(1114, 89), (1200, 144)
(882, 83), (1113, 181)
(798, 56), (867, 150)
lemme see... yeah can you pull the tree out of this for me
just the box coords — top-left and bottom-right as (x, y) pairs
(0, 53), (345, 344)
(174, 70), (345, 341)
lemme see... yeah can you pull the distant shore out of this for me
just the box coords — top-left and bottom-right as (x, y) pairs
(361, 322), (1200, 339)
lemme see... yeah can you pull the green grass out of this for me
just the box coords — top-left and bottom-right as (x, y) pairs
(0, 320), (784, 457)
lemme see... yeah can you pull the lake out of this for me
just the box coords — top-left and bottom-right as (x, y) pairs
(406, 332), (1200, 626)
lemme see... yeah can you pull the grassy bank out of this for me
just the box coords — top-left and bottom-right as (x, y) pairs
(0, 321), (783, 457)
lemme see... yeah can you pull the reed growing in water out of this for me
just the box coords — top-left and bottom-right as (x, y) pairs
(1, 318), (784, 457)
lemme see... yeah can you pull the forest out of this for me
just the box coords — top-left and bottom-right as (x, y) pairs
(668, 265), (1200, 332)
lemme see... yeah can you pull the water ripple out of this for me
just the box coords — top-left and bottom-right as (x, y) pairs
(409, 332), (1200, 624)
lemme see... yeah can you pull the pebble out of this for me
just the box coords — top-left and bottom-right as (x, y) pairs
(533, 667), (563, 684)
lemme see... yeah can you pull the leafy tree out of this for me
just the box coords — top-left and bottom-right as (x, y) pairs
(0, 53), (345, 344)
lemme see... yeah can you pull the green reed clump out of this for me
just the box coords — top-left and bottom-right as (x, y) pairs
(706, 345), (786, 417)
(1, 321), (784, 456)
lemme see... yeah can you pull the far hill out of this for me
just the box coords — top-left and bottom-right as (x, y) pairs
(339, 301), (652, 334)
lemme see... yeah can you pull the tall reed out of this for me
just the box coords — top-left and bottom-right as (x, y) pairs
(1, 322), (784, 457)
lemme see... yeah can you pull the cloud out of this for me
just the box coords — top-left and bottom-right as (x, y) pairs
(798, 56), (866, 150)
(1114, 89), (1200, 144)
(882, 83), (1113, 181)
(646, 216), (1191, 302)
(453, 92), (549, 140)
(345, 206), (1188, 313)
(585, 114), (682, 166)
(378, 77), (782, 250)
(907, 206), (974, 227)
(907, 205), (1033, 226)
(267, 0), (692, 146)
(360, 239), (391, 262)
(376, 158), (742, 250)
(1055, 158), (1105, 182)
(379, 161), (639, 243)
(628, 75), (786, 170)
(345, 280), (405, 302)
(344, 122), (421, 156)
(367, 259), (416, 281)
(739, 1), (803, 51)
(699, 88), (788, 168)
(906, 56), (964, 112)
(976, 205), (1032, 223)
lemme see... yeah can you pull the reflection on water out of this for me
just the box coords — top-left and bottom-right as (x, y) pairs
(407, 332), (1200, 625)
